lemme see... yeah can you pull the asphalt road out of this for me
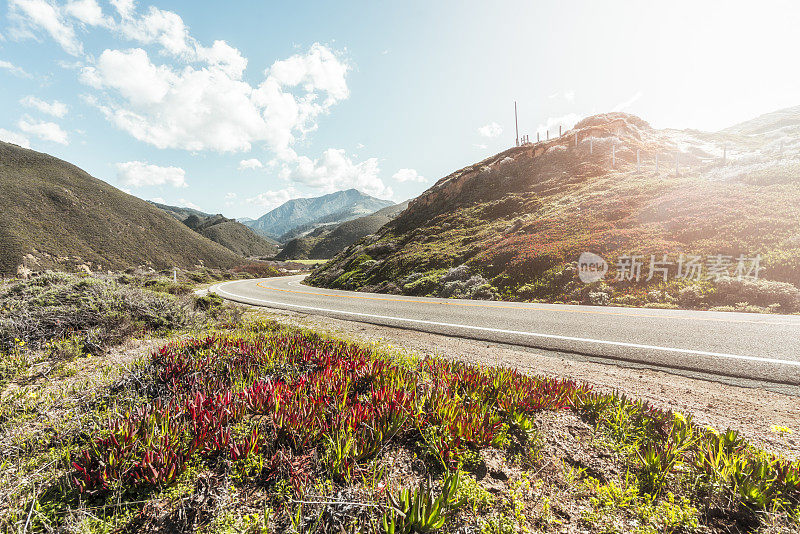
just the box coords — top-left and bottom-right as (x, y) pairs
(210, 275), (800, 386)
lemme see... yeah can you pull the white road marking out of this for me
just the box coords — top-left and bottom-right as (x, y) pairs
(213, 282), (800, 368)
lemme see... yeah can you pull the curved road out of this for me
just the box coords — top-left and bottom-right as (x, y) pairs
(210, 275), (800, 387)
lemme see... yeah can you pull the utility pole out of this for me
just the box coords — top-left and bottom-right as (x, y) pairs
(514, 101), (519, 147)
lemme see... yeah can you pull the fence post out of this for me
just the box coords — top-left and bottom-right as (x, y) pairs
(537, 132), (540, 143)
(173, 268), (177, 284)
(546, 130), (549, 140)
(559, 125), (562, 137)
(575, 134), (578, 147)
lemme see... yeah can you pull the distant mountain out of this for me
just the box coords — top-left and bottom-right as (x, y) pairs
(0, 141), (242, 275)
(276, 202), (408, 260)
(237, 217), (256, 224)
(151, 203), (278, 257)
(244, 189), (394, 241)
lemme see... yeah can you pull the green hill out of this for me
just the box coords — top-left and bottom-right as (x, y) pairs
(307, 110), (800, 312)
(276, 202), (408, 260)
(151, 203), (278, 258)
(0, 141), (243, 275)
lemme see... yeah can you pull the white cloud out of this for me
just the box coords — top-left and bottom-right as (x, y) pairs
(116, 160), (187, 188)
(178, 198), (201, 210)
(64, 0), (109, 26)
(392, 168), (426, 183)
(548, 90), (575, 102)
(9, 1), (350, 157)
(81, 48), (173, 106)
(474, 143), (488, 150)
(0, 128), (31, 148)
(0, 59), (31, 78)
(477, 122), (502, 138)
(8, 0), (83, 55)
(20, 95), (68, 117)
(612, 91), (643, 112)
(268, 43), (349, 105)
(536, 113), (581, 137)
(281, 148), (392, 199)
(245, 187), (306, 211)
(80, 43), (349, 153)
(225, 192), (236, 199)
(18, 117), (69, 144)
(238, 158), (263, 170)
(109, 0), (135, 19)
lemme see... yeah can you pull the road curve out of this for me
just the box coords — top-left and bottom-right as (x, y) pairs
(210, 275), (800, 386)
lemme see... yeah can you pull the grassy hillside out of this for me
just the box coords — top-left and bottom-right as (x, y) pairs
(308, 111), (800, 312)
(152, 203), (279, 258)
(0, 141), (242, 275)
(276, 202), (408, 260)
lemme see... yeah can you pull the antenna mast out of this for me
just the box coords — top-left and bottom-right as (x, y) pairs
(514, 101), (519, 147)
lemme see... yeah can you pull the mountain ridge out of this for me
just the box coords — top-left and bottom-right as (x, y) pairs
(244, 189), (394, 241)
(151, 202), (278, 257)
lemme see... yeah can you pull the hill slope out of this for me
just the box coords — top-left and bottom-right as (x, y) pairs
(0, 142), (243, 275)
(245, 189), (394, 240)
(276, 202), (408, 260)
(307, 110), (800, 312)
(152, 203), (278, 257)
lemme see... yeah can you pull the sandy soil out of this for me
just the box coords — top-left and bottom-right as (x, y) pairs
(247, 307), (800, 461)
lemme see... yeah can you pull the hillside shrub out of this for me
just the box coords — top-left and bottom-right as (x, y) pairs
(0, 272), (199, 353)
(439, 265), (497, 300)
(710, 277), (800, 312)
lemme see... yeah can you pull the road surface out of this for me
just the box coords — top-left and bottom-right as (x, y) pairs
(210, 275), (800, 386)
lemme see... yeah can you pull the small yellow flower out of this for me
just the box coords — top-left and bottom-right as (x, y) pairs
(770, 425), (793, 435)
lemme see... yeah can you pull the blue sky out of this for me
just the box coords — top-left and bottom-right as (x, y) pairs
(2, 0), (799, 218)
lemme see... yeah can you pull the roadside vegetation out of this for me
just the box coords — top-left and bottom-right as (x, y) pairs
(1, 272), (797, 532)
